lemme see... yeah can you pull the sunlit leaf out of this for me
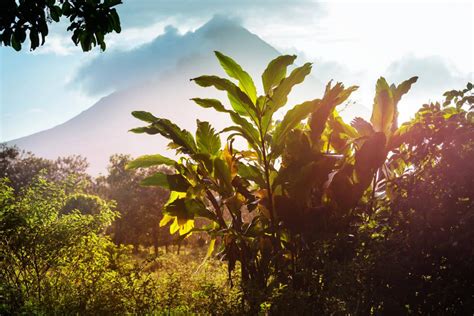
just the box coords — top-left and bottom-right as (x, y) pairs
(269, 62), (312, 113)
(196, 120), (221, 156)
(328, 110), (358, 154)
(226, 111), (261, 145)
(390, 76), (418, 131)
(159, 214), (174, 227)
(215, 51), (257, 103)
(191, 75), (257, 119)
(272, 99), (319, 156)
(310, 82), (358, 142)
(206, 238), (216, 258)
(392, 76), (418, 105)
(262, 55), (297, 94)
(125, 154), (175, 170)
(238, 162), (265, 187)
(370, 77), (395, 134)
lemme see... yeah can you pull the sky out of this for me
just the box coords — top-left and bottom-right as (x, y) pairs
(1, 0), (473, 141)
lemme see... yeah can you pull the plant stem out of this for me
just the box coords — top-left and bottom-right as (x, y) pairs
(370, 170), (378, 214)
(206, 189), (226, 228)
(258, 121), (276, 226)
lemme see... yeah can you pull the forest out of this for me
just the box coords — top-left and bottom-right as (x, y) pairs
(1, 50), (473, 315)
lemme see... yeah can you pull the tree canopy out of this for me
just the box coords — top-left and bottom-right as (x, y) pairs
(0, 0), (122, 51)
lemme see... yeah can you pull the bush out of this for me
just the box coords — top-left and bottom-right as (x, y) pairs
(0, 176), (242, 315)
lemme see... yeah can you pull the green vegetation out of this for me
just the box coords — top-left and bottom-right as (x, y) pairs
(1, 52), (473, 314)
(0, 175), (241, 315)
(130, 52), (474, 314)
(94, 154), (172, 253)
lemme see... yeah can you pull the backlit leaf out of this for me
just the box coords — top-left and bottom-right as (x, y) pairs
(262, 55), (297, 94)
(215, 51), (257, 103)
(310, 82), (358, 142)
(390, 76), (418, 131)
(196, 120), (221, 156)
(272, 99), (320, 156)
(370, 77), (395, 134)
(269, 62), (312, 113)
(126, 154), (176, 170)
(191, 75), (257, 118)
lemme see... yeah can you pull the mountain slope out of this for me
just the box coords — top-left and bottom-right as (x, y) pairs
(9, 17), (366, 174)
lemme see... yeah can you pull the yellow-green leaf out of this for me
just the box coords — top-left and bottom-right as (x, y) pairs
(262, 55), (297, 94)
(270, 62), (312, 113)
(196, 120), (221, 156)
(191, 75), (257, 119)
(215, 51), (257, 103)
(125, 154), (175, 170)
(370, 77), (395, 134)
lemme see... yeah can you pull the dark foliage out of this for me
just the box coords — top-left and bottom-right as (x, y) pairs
(0, 0), (122, 51)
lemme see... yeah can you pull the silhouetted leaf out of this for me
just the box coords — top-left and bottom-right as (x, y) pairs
(131, 111), (158, 123)
(351, 117), (374, 137)
(152, 118), (197, 155)
(354, 132), (387, 177)
(128, 126), (160, 134)
(29, 30), (39, 50)
(141, 173), (190, 192)
(191, 98), (230, 113)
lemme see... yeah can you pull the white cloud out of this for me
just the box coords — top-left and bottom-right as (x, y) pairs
(70, 16), (279, 96)
(32, 34), (77, 56)
(385, 55), (471, 93)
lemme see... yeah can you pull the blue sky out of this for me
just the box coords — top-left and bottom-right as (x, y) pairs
(1, 0), (473, 141)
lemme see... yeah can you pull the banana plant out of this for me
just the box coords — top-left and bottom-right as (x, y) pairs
(128, 51), (322, 292)
(324, 76), (418, 210)
(128, 50), (423, 308)
(271, 81), (359, 234)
